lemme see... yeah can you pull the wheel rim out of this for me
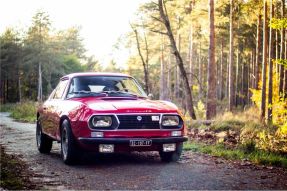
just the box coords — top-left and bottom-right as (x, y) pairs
(36, 123), (41, 148)
(62, 128), (68, 160)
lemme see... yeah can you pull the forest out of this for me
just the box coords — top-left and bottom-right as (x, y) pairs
(1, 0), (287, 158)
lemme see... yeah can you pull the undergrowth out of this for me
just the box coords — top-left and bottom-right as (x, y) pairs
(183, 141), (287, 168)
(0, 102), (37, 122)
(187, 107), (287, 167)
(210, 107), (263, 132)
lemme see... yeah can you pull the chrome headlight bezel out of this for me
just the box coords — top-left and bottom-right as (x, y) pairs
(89, 115), (117, 130)
(161, 115), (183, 129)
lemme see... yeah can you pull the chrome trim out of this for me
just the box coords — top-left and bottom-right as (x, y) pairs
(87, 114), (120, 131)
(87, 113), (183, 131)
(160, 114), (183, 130)
(161, 115), (180, 127)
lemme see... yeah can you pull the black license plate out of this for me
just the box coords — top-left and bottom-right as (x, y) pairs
(130, 140), (152, 147)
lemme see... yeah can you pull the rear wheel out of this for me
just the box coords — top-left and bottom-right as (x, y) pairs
(160, 143), (183, 162)
(36, 121), (53, 153)
(61, 119), (79, 165)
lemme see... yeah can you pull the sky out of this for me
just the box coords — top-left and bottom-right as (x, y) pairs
(0, 0), (147, 67)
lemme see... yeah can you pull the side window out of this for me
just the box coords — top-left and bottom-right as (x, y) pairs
(53, 80), (68, 99)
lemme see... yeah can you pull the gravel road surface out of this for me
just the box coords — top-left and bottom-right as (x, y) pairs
(1, 112), (286, 190)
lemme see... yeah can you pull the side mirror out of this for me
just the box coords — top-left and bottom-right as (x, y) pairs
(148, 93), (153, 99)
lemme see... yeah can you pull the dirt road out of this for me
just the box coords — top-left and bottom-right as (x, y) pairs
(1, 112), (286, 190)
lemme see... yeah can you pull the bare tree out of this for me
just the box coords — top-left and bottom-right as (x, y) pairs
(131, 25), (150, 94)
(206, 0), (217, 119)
(158, 0), (196, 119)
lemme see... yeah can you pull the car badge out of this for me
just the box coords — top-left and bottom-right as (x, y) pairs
(137, 116), (142, 121)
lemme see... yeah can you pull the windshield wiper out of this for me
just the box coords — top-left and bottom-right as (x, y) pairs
(100, 90), (139, 98)
(67, 91), (107, 99)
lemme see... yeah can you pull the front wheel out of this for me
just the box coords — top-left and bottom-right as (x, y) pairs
(160, 143), (183, 162)
(61, 119), (79, 165)
(36, 121), (53, 153)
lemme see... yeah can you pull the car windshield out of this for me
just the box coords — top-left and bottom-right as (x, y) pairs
(66, 76), (147, 99)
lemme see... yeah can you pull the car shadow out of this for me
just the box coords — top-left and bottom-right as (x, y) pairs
(48, 150), (164, 166)
(81, 151), (162, 165)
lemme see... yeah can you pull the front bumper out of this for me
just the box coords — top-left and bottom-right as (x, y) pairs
(78, 136), (188, 145)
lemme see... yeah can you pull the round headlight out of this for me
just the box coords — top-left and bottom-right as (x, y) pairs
(162, 115), (180, 126)
(92, 116), (113, 127)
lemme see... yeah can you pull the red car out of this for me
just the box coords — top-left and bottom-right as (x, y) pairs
(36, 73), (187, 164)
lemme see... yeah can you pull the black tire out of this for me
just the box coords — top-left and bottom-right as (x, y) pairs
(36, 120), (53, 153)
(160, 143), (183, 162)
(61, 119), (79, 165)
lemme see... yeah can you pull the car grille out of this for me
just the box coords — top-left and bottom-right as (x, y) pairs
(117, 115), (160, 130)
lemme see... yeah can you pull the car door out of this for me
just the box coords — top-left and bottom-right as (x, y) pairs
(41, 89), (56, 137)
(42, 79), (69, 139)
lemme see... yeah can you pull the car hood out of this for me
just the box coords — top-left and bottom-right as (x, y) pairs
(84, 98), (179, 113)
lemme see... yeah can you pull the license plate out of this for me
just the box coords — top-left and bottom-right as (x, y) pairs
(130, 140), (152, 147)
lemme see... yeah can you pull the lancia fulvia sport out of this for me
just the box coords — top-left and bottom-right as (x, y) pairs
(36, 73), (187, 164)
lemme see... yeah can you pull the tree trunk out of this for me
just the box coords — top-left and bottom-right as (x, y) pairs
(226, 52), (229, 99)
(144, 30), (150, 94)
(284, 30), (287, 98)
(241, 61), (244, 106)
(247, 54), (251, 105)
(189, 26), (193, 86)
(252, 49), (256, 89)
(255, 14), (262, 89)
(5, 80), (8, 103)
(242, 62), (246, 106)
(275, 29), (279, 74)
(174, 59), (178, 99)
(37, 62), (42, 102)
(251, 50), (255, 90)
(175, 17), (181, 99)
(267, 1), (274, 123)
(18, 72), (22, 103)
(131, 27), (150, 94)
(206, 0), (216, 120)
(219, 40), (224, 100)
(160, 35), (165, 100)
(167, 48), (171, 100)
(261, 0), (268, 120)
(158, 0), (196, 119)
(198, 42), (203, 100)
(229, 0), (235, 111)
(235, 45), (239, 107)
(279, 0), (285, 96)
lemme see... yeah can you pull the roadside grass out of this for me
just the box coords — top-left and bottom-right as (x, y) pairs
(0, 103), (15, 112)
(209, 107), (263, 132)
(183, 141), (287, 168)
(0, 102), (37, 123)
(0, 145), (37, 190)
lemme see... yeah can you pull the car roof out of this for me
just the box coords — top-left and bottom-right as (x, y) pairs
(61, 72), (131, 80)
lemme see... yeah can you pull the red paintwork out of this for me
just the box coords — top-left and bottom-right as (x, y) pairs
(38, 72), (186, 152)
